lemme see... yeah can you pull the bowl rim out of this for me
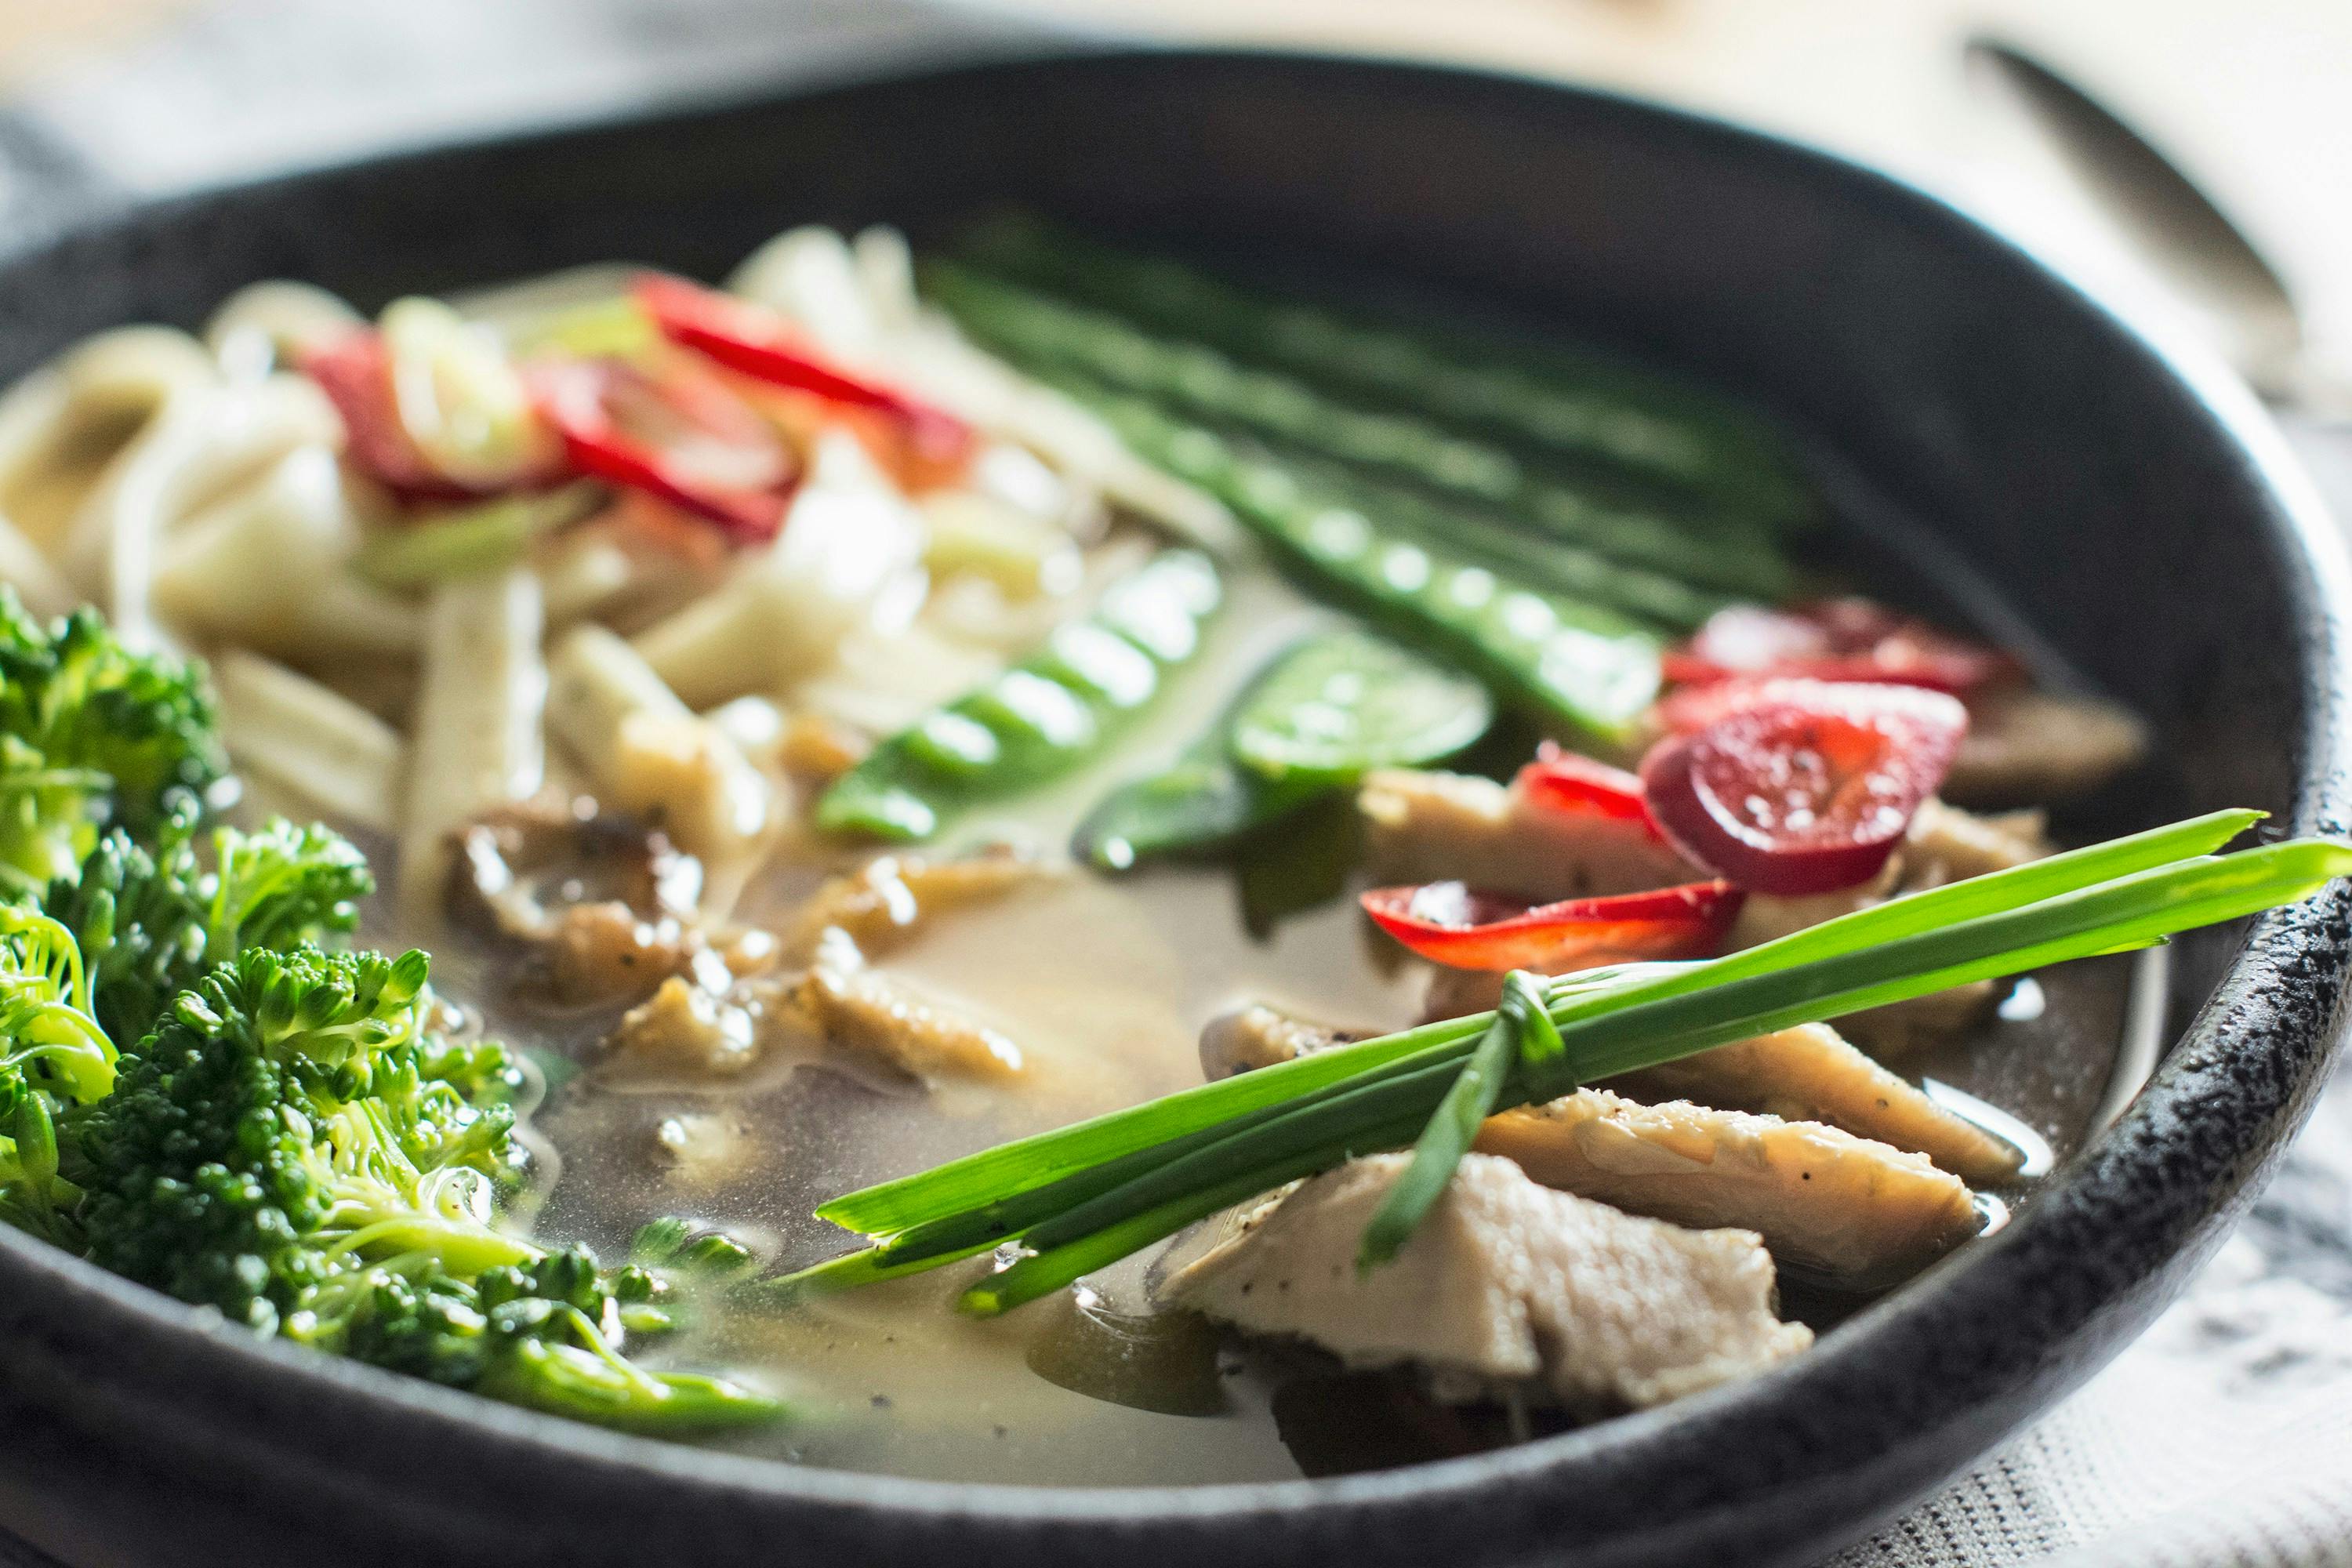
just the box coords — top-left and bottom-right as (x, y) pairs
(0, 36), (2345, 1542)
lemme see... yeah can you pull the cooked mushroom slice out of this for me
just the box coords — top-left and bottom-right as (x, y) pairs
(1610, 1023), (2024, 1185)
(1167, 1152), (1811, 1414)
(1198, 1004), (1358, 1080)
(448, 794), (726, 1007)
(1359, 767), (1697, 899)
(1946, 687), (2149, 808)
(779, 848), (1052, 963)
(1473, 1089), (1984, 1287)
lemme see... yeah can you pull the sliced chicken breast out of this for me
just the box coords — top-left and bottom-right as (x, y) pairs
(1359, 767), (1697, 900)
(1473, 1088), (1984, 1287)
(1199, 1007), (1996, 1279)
(1167, 1152), (1812, 1414)
(1946, 688), (2148, 807)
(1610, 1023), (2024, 1185)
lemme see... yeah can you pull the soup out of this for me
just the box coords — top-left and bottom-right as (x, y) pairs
(0, 213), (2305, 1486)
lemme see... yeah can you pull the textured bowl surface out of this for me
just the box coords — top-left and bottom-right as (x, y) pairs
(0, 46), (2345, 1568)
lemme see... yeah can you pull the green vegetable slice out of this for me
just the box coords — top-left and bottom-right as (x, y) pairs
(1228, 627), (1492, 786)
(1074, 628), (1487, 870)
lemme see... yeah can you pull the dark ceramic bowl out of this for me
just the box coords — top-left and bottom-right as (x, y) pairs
(0, 45), (2345, 1568)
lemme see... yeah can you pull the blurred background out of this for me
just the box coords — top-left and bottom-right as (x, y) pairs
(3, 0), (2348, 420)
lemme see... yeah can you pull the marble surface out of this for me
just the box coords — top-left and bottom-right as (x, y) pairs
(0, 3), (2345, 1563)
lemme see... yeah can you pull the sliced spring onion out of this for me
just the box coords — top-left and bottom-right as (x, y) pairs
(379, 296), (550, 489)
(354, 482), (607, 588)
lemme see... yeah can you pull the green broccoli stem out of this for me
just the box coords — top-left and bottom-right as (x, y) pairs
(474, 1306), (782, 1432)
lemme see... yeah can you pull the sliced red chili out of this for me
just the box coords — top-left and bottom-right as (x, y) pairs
(303, 330), (483, 503)
(635, 274), (975, 480)
(1360, 878), (1744, 971)
(1639, 681), (1968, 896)
(1663, 598), (2018, 695)
(1514, 743), (1652, 827)
(533, 358), (797, 541)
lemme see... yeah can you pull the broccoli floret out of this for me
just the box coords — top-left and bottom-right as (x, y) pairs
(0, 593), (226, 891)
(38, 803), (206, 1047)
(0, 904), (118, 1243)
(71, 945), (778, 1432)
(205, 818), (371, 957)
(73, 946), (476, 1326)
(343, 1247), (779, 1432)
(41, 810), (371, 1050)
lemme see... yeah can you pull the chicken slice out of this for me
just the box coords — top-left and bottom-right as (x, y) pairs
(1946, 688), (2148, 807)
(1609, 1023), (2024, 1185)
(1199, 1004), (1360, 1080)
(1726, 799), (2049, 948)
(1209, 998), (2014, 1188)
(1167, 1152), (1812, 1413)
(1359, 767), (1697, 900)
(755, 959), (1025, 1081)
(778, 849), (1051, 963)
(1472, 1089), (1983, 1287)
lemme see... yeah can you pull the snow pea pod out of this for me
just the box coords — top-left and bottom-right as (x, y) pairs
(816, 550), (1221, 841)
(959, 216), (1820, 534)
(922, 262), (1793, 599)
(1075, 627), (1491, 869)
(1048, 378), (1661, 744)
(1261, 447), (1732, 632)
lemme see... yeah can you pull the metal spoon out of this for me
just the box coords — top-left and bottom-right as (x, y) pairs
(1967, 34), (2352, 420)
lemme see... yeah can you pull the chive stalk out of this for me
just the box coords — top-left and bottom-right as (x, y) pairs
(775, 815), (2344, 1317)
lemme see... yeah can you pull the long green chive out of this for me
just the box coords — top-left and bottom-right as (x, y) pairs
(789, 818), (2347, 1319)
(816, 811), (2259, 1240)
(1357, 971), (1551, 1271)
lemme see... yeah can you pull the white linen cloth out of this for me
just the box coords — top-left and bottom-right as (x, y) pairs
(5, 5), (2349, 1565)
(1834, 1065), (2352, 1568)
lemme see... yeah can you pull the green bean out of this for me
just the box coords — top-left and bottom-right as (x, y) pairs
(1055, 376), (1661, 742)
(956, 218), (1820, 532)
(924, 263), (1792, 599)
(815, 550), (1221, 841)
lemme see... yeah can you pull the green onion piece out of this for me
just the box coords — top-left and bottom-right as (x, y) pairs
(816, 811), (2260, 1240)
(1356, 971), (1550, 1271)
(959, 1115), (1432, 1316)
(800, 821), (2345, 1317)
(380, 296), (548, 488)
(354, 482), (606, 588)
(502, 294), (659, 360)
